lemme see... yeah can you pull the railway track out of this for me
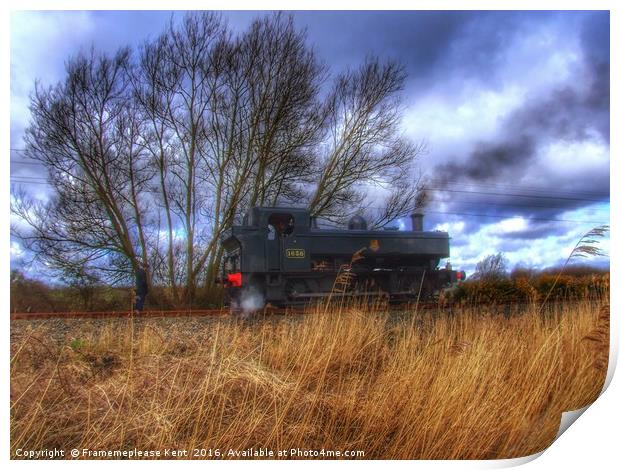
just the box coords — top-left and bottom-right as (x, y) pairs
(10, 307), (296, 321)
(10, 302), (433, 321)
(10, 298), (574, 321)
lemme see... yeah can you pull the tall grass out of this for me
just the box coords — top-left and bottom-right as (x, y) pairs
(10, 296), (608, 459)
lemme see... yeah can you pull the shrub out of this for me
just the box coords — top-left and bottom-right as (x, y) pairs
(452, 271), (608, 305)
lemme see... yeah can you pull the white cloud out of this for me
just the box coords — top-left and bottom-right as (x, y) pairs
(447, 204), (610, 274)
(540, 136), (609, 175)
(11, 11), (96, 96)
(404, 85), (525, 168)
(433, 220), (465, 235)
(489, 217), (527, 235)
(10, 10), (98, 178)
(497, 22), (582, 90)
(10, 241), (24, 259)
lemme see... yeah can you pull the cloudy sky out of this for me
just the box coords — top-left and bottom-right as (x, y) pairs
(10, 10), (610, 274)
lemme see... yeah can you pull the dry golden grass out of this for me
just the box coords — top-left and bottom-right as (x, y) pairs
(10, 297), (609, 460)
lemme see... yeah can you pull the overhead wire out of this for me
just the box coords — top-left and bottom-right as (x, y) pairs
(426, 178), (609, 199)
(423, 187), (606, 203)
(10, 170), (610, 225)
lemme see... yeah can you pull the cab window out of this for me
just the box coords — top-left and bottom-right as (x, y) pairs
(268, 213), (294, 236)
(223, 249), (240, 275)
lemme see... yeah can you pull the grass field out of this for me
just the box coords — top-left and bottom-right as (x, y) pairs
(10, 297), (609, 459)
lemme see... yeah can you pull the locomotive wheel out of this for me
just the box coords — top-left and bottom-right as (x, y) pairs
(285, 279), (310, 300)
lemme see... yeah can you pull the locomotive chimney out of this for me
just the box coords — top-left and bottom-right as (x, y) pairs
(411, 213), (424, 231)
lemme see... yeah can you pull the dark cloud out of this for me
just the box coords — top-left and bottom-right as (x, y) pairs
(294, 11), (473, 75)
(449, 235), (473, 248)
(428, 191), (608, 234)
(436, 12), (541, 82)
(294, 11), (567, 92)
(499, 220), (572, 241)
(523, 89), (606, 142)
(435, 135), (535, 183)
(579, 12), (610, 139)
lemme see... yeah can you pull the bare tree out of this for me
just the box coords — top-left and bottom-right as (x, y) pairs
(130, 13), (228, 303)
(308, 58), (425, 226)
(242, 13), (326, 208)
(12, 49), (153, 288)
(128, 12), (327, 298)
(196, 13), (327, 288)
(472, 253), (509, 281)
(132, 30), (184, 302)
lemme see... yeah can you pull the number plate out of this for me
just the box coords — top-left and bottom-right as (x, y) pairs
(285, 248), (305, 258)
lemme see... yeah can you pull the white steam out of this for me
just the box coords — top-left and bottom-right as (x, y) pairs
(239, 287), (265, 315)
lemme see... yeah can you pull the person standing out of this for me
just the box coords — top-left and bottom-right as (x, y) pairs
(134, 264), (148, 313)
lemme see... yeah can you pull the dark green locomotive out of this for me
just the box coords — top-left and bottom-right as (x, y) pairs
(221, 207), (464, 308)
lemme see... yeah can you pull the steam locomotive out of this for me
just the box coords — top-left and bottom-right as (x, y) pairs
(220, 207), (464, 308)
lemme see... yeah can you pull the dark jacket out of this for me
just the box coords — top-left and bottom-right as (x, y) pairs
(135, 267), (148, 296)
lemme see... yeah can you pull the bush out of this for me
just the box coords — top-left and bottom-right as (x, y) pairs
(452, 271), (609, 305)
(10, 270), (226, 313)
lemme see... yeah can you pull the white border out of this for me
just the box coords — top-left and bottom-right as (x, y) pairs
(3, 1), (616, 468)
